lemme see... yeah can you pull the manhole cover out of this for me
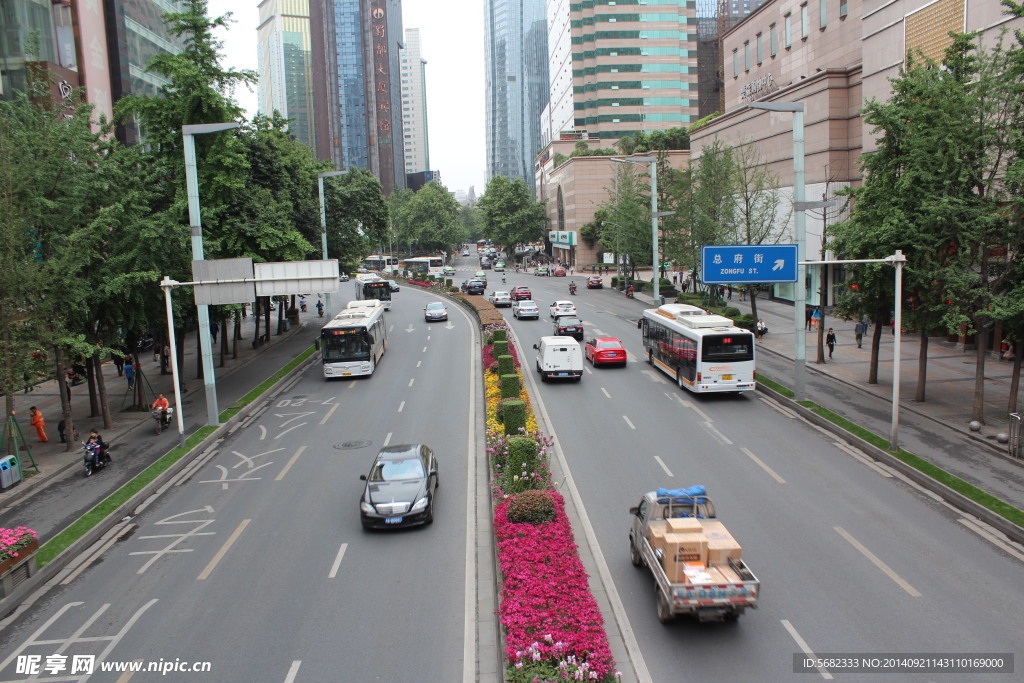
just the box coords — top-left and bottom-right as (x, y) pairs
(335, 440), (372, 450)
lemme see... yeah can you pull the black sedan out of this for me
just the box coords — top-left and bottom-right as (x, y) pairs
(360, 444), (439, 529)
(586, 275), (603, 289)
(460, 278), (487, 294)
(552, 315), (584, 340)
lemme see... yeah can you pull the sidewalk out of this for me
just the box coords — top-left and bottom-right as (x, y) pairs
(1, 306), (321, 510)
(610, 278), (1024, 514)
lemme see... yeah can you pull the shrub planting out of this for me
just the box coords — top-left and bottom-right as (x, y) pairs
(505, 490), (555, 525)
(500, 373), (520, 399)
(497, 354), (514, 376)
(502, 400), (526, 436)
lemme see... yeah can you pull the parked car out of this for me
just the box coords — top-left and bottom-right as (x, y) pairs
(461, 279), (486, 294)
(552, 267), (567, 277)
(586, 276), (603, 289)
(511, 286), (532, 301)
(512, 300), (540, 319)
(424, 302), (448, 322)
(585, 337), (627, 366)
(534, 266), (549, 276)
(549, 300), (577, 318)
(359, 444), (438, 529)
(488, 291), (513, 307)
(386, 279), (400, 292)
(553, 316), (584, 340)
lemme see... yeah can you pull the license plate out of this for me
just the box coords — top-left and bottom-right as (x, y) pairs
(557, 372), (568, 376)
(385, 516), (403, 524)
(342, 372), (352, 376)
(722, 374), (733, 380)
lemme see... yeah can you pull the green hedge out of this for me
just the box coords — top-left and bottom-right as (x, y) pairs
(493, 340), (509, 358)
(503, 400), (526, 435)
(501, 436), (540, 492)
(500, 373), (521, 399)
(497, 354), (514, 376)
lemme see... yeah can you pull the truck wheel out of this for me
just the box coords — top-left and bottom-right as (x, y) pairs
(656, 587), (674, 623)
(629, 537), (642, 567)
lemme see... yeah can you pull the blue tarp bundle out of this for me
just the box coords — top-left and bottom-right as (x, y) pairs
(655, 484), (707, 504)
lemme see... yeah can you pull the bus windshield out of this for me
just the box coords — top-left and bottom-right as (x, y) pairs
(702, 334), (754, 362)
(321, 329), (371, 362)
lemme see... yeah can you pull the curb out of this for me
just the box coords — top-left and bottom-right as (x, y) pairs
(0, 349), (319, 619)
(755, 382), (1024, 546)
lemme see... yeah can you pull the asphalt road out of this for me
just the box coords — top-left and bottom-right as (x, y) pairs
(495, 268), (1023, 682)
(0, 287), (480, 682)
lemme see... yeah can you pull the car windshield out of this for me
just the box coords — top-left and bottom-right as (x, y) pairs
(559, 317), (581, 326)
(369, 457), (425, 482)
(426, 303), (444, 311)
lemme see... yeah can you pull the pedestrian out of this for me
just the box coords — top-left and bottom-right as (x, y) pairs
(241, 302), (248, 319)
(29, 406), (48, 443)
(23, 372), (33, 393)
(210, 321), (219, 344)
(57, 419), (78, 443)
(739, 286), (746, 301)
(861, 313), (870, 329)
(124, 359), (135, 390)
(153, 342), (161, 362)
(805, 306), (814, 331)
(826, 327), (837, 359)
(811, 307), (822, 329)
(854, 320), (866, 348)
(727, 285), (732, 301)
(755, 319), (767, 341)
(113, 353), (124, 377)
(672, 273), (678, 286)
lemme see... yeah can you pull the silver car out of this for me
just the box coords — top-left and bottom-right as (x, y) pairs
(424, 301), (448, 321)
(488, 290), (513, 307)
(512, 300), (540, 320)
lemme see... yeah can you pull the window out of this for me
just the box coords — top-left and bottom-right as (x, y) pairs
(839, 0), (848, 17)
(756, 33), (762, 64)
(744, 41), (749, 71)
(770, 25), (777, 56)
(784, 14), (792, 48)
(801, 4), (809, 39)
(820, 0), (827, 28)
(732, 49), (738, 77)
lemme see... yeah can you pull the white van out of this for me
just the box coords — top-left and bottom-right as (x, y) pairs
(533, 336), (584, 382)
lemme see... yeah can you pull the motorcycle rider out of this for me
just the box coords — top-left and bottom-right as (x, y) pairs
(316, 299), (324, 317)
(300, 297), (308, 312)
(84, 436), (103, 470)
(151, 393), (170, 431)
(88, 429), (111, 464)
(626, 285), (635, 299)
(569, 281), (577, 295)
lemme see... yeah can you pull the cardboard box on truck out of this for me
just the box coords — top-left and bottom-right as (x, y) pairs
(667, 517), (703, 533)
(663, 532), (708, 582)
(701, 520), (742, 565)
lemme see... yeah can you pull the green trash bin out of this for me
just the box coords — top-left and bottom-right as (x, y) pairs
(0, 454), (21, 489)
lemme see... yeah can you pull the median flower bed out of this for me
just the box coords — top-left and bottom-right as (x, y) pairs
(482, 323), (619, 682)
(0, 527), (36, 563)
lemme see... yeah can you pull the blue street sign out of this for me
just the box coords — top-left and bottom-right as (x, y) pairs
(701, 244), (798, 284)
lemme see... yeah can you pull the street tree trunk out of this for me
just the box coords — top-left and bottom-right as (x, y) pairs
(54, 347), (74, 453)
(1009, 341), (1021, 415)
(915, 334), (928, 403)
(972, 325), (988, 424)
(92, 350), (113, 430)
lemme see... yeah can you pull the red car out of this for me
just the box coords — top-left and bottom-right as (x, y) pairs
(552, 267), (567, 277)
(584, 337), (627, 366)
(511, 286), (532, 301)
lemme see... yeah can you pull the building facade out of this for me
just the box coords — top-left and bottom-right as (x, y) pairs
(258, 0), (317, 150)
(399, 28), (429, 176)
(485, 0), (550, 191)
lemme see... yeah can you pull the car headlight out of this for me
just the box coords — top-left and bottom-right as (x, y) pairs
(410, 496), (429, 512)
(360, 501), (375, 514)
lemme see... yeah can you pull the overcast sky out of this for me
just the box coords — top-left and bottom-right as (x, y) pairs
(206, 0), (487, 196)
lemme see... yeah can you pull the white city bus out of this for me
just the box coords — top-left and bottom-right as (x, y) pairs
(361, 254), (399, 273)
(639, 303), (756, 394)
(401, 255), (446, 278)
(353, 273), (392, 310)
(319, 302), (388, 378)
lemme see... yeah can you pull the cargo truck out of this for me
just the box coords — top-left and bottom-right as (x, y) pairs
(628, 486), (760, 623)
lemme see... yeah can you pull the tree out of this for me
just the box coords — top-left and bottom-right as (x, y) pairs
(477, 176), (547, 251)
(326, 167), (389, 265)
(684, 141), (740, 302)
(398, 181), (466, 254)
(617, 127), (690, 155)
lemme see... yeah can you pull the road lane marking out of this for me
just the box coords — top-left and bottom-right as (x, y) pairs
(348, 380), (356, 388)
(284, 661), (301, 683)
(384, 432), (392, 446)
(833, 441), (892, 477)
(759, 395), (799, 419)
(417, 360), (422, 367)
(319, 403), (340, 425)
(197, 519), (251, 581)
(834, 526), (921, 597)
(702, 421), (733, 445)
(275, 422), (306, 440)
(623, 415), (636, 430)
(958, 518), (1024, 563)
(408, 378), (415, 387)
(257, 425), (267, 440)
(275, 446), (305, 481)
(781, 619), (833, 680)
(654, 456), (674, 477)
(423, 346), (428, 352)
(115, 662), (143, 682)
(328, 543), (348, 578)
(741, 447), (786, 484)
(398, 400), (405, 413)
(641, 369), (667, 384)
(601, 387), (611, 399)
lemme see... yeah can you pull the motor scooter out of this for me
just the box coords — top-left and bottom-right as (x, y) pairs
(83, 441), (108, 477)
(569, 283), (577, 295)
(152, 407), (174, 434)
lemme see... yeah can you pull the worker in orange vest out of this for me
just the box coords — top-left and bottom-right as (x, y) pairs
(30, 406), (48, 442)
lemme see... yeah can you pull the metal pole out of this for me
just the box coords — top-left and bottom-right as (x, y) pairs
(793, 108), (807, 401)
(650, 159), (659, 304)
(183, 132), (219, 426)
(160, 277), (186, 449)
(318, 176), (331, 316)
(891, 250), (905, 450)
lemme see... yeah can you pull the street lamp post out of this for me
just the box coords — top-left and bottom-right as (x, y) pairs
(318, 170), (345, 317)
(182, 121), (240, 426)
(747, 101), (810, 399)
(612, 155), (663, 303)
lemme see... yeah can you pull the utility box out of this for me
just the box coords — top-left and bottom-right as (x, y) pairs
(0, 455), (22, 489)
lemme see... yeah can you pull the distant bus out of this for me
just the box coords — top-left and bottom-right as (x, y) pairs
(354, 273), (392, 310)
(320, 303), (388, 378)
(401, 256), (446, 278)
(639, 304), (756, 394)
(362, 254), (399, 273)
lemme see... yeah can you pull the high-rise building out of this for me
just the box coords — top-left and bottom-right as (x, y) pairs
(484, 0), (549, 191)
(257, 0), (317, 150)
(322, 0), (405, 193)
(399, 28), (429, 176)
